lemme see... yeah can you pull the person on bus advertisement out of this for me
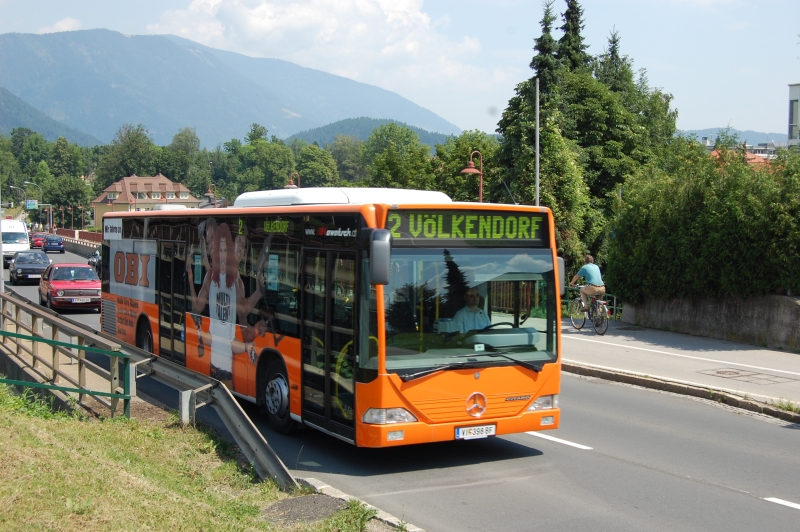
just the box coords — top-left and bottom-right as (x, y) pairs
(186, 220), (263, 389)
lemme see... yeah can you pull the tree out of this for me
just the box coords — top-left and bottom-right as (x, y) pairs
(245, 123), (268, 144)
(169, 127), (201, 158)
(594, 30), (635, 96)
(556, 0), (591, 72)
(361, 123), (433, 189)
(433, 131), (501, 202)
(327, 135), (367, 184)
(94, 124), (158, 191)
(249, 141), (295, 190)
(530, 0), (561, 100)
(42, 175), (92, 214)
(296, 144), (339, 187)
(49, 136), (82, 178)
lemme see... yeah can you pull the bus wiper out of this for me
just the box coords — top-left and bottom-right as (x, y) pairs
(400, 362), (475, 382)
(486, 353), (543, 373)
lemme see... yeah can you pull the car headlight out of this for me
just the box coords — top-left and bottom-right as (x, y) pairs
(362, 408), (418, 424)
(16, 268), (22, 273)
(57, 290), (64, 297)
(528, 394), (559, 411)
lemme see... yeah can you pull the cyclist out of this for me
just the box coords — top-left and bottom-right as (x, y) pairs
(569, 254), (605, 311)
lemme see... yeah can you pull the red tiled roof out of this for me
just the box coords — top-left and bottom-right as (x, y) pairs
(91, 173), (201, 205)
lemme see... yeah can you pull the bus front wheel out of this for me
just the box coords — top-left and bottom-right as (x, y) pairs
(136, 319), (153, 353)
(260, 359), (296, 434)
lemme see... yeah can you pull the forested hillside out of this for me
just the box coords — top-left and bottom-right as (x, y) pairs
(287, 118), (451, 149)
(0, 87), (100, 146)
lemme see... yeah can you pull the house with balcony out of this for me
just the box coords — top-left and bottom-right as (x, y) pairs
(90, 173), (201, 223)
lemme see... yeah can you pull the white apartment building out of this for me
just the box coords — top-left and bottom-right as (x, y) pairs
(789, 83), (800, 147)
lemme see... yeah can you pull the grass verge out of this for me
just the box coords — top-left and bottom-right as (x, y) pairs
(0, 383), (380, 531)
(771, 398), (800, 414)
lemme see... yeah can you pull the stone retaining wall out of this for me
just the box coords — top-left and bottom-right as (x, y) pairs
(621, 295), (800, 350)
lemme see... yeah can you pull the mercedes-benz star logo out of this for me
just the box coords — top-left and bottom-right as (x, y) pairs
(466, 392), (487, 417)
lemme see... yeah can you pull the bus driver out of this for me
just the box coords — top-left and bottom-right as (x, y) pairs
(453, 287), (491, 333)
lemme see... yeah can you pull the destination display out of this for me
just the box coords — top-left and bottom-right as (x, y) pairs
(386, 210), (548, 247)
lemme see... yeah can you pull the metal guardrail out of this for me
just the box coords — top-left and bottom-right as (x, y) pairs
(0, 289), (297, 491)
(0, 291), (132, 417)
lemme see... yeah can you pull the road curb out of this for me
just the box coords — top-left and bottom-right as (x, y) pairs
(297, 477), (425, 531)
(562, 362), (800, 424)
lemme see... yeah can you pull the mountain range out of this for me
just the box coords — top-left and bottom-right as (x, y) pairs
(679, 128), (787, 146)
(0, 29), (460, 146)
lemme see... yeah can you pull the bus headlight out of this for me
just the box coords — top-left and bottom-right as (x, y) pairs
(362, 408), (418, 425)
(528, 394), (558, 411)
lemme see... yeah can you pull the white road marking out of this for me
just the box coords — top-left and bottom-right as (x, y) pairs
(562, 335), (800, 377)
(764, 497), (800, 511)
(526, 432), (592, 450)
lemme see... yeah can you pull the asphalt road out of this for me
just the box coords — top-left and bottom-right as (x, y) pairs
(6, 251), (800, 531)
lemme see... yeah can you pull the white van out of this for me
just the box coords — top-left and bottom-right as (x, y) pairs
(2, 219), (30, 268)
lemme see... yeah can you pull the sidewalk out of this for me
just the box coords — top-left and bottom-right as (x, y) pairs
(560, 319), (800, 417)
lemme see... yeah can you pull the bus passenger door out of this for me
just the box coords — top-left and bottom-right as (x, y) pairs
(302, 250), (357, 441)
(158, 242), (186, 365)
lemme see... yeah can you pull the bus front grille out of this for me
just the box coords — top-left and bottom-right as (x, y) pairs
(413, 394), (528, 423)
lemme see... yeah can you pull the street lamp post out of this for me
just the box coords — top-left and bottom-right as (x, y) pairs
(24, 181), (42, 227)
(79, 205), (84, 231)
(58, 206), (64, 229)
(69, 206), (74, 230)
(460, 150), (484, 203)
(9, 185), (26, 212)
(206, 183), (217, 208)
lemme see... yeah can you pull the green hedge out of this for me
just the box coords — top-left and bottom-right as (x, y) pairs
(606, 139), (800, 304)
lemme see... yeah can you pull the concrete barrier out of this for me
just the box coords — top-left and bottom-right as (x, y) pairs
(622, 295), (800, 351)
(62, 237), (99, 259)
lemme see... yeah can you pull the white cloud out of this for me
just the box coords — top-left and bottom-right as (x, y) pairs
(146, 0), (512, 131)
(37, 17), (82, 34)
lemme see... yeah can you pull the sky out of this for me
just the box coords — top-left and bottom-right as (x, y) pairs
(1, 0), (798, 136)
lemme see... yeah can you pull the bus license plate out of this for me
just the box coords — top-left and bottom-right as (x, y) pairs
(455, 424), (496, 440)
(72, 298), (91, 303)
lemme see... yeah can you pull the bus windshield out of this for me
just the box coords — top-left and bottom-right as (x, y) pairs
(383, 247), (557, 377)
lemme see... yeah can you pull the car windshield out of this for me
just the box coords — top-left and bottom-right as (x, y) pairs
(46, 237), (62, 242)
(2, 232), (27, 243)
(378, 247), (558, 376)
(52, 267), (98, 281)
(15, 253), (48, 263)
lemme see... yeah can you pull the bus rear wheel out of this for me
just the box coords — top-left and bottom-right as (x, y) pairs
(260, 359), (296, 434)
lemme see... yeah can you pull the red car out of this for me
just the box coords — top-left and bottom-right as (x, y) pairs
(38, 263), (101, 311)
(30, 233), (47, 248)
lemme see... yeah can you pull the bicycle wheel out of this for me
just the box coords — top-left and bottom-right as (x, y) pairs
(593, 303), (609, 335)
(569, 298), (586, 330)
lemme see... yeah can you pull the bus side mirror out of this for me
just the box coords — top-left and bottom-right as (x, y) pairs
(369, 229), (392, 285)
(557, 256), (565, 296)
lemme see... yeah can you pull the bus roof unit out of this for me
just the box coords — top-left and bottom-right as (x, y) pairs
(233, 187), (452, 208)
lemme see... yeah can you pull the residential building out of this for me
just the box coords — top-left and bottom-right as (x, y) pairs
(90, 173), (201, 223)
(789, 83), (800, 147)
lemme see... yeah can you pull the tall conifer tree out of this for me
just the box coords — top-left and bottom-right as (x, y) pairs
(556, 0), (591, 71)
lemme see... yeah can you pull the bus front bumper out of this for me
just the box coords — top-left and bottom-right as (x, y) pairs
(356, 408), (560, 448)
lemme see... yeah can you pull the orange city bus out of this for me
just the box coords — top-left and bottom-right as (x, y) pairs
(99, 188), (564, 447)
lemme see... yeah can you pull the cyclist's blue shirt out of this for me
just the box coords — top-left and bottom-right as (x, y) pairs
(577, 263), (604, 286)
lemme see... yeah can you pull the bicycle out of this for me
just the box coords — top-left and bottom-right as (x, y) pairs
(567, 285), (609, 335)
